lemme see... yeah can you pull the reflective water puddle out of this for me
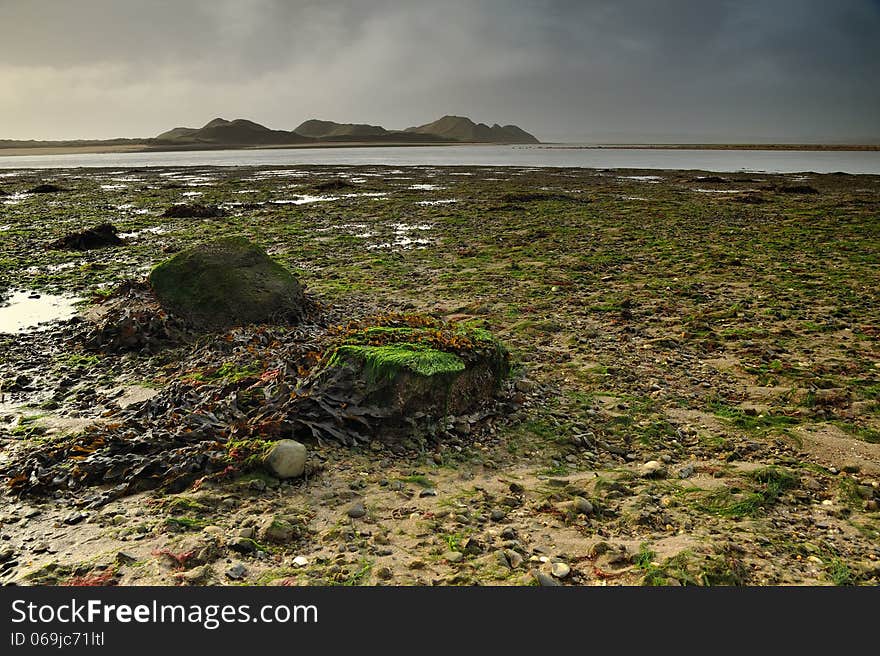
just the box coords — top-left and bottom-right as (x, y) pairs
(0, 291), (80, 333)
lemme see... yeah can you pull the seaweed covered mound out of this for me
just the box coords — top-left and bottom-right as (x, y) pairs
(48, 223), (123, 251)
(148, 236), (306, 329)
(0, 314), (512, 503)
(310, 314), (510, 427)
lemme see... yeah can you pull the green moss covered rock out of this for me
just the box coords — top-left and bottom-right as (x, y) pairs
(148, 237), (305, 329)
(311, 317), (510, 434)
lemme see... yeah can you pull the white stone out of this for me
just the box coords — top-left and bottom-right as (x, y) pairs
(551, 562), (571, 579)
(264, 439), (307, 479)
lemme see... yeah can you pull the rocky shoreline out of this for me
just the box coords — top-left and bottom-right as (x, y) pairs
(0, 164), (878, 586)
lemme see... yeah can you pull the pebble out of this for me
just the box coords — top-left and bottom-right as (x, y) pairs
(226, 563), (247, 580)
(490, 509), (507, 521)
(506, 550), (524, 569)
(376, 567), (393, 580)
(263, 439), (307, 479)
(640, 460), (666, 478)
(115, 551), (137, 565)
(228, 537), (256, 553)
(419, 488), (438, 498)
(62, 511), (87, 525)
(443, 551), (464, 563)
(533, 571), (561, 587)
(180, 565), (211, 585)
(572, 496), (593, 515)
(347, 502), (366, 519)
(551, 562), (571, 579)
(678, 464), (695, 479)
(293, 556), (309, 567)
(501, 527), (518, 540)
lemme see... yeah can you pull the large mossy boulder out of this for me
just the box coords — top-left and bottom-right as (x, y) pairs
(310, 317), (510, 437)
(148, 236), (305, 329)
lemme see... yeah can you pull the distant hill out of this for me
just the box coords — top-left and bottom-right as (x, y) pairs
(294, 119), (390, 139)
(405, 115), (539, 144)
(155, 118), (313, 146)
(156, 115), (539, 146)
(0, 115), (539, 151)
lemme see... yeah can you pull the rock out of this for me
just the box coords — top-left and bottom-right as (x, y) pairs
(419, 488), (438, 498)
(249, 478), (267, 492)
(501, 527), (518, 540)
(506, 550), (524, 569)
(856, 485), (874, 500)
(443, 551), (464, 563)
(866, 500), (878, 512)
(678, 464), (695, 479)
(237, 527), (255, 539)
(347, 502), (367, 519)
(640, 461), (666, 478)
(228, 537), (257, 554)
(49, 223), (124, 251)
(179, 564), (212, 585)
(62, 511), (87, 525)
(462, 537), (484, 555)
(293, 556), (310, 567)
(225, 563), (247, 580)
(148, 236), (306, 329)
(551, 562), (571, 579)
(308, 320), (510, 440)
(263, 440), (307, 479)
(259, 516), (303, 544)
(515, 379), (537, 393)
(490, 508), (507, 522)
(571, 496), (594, 515)
(533, 570), (562, 587)
(376, 566), (393, 580)
(842, 463), (861, 474)
(115, 551), (138, 565)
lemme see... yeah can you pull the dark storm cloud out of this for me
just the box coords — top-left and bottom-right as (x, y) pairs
(0, 0), (877, 141)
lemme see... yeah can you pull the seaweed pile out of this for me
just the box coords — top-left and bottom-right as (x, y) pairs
(3, 314), (511, 505)
(79, 281), (190, 352)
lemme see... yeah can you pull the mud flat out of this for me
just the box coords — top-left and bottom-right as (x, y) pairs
(0, 165), (878, 586)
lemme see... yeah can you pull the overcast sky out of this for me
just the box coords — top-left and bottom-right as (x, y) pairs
(1, 0), (878, 142)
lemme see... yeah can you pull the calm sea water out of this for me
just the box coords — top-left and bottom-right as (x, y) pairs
(1, 145), (879, 174)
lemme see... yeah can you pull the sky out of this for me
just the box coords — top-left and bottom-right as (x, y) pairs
(0, 0), (878, 143)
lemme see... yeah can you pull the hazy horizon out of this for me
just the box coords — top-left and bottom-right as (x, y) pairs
(1, 0), (878, 143)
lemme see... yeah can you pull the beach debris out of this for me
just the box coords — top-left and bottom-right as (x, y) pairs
(312, 179), (357, 192)
(80, 280), (189, 352)
(48, 223), (123, 251)
(28, 183), (65, 193)
(148, 236), (307, 329)
(161, 203), (225, 218)
(777, 184), (819, 194)
(1, 314), (510, 504)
